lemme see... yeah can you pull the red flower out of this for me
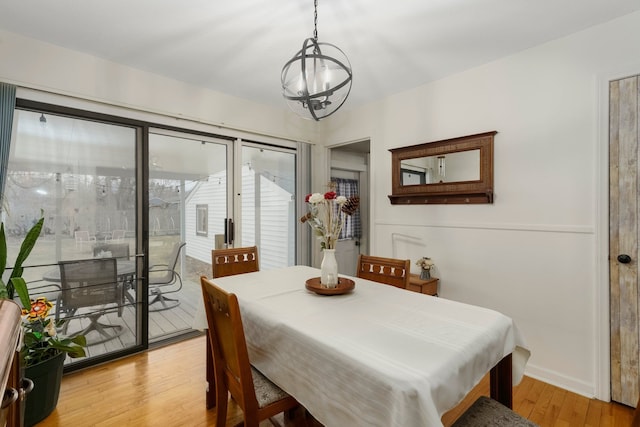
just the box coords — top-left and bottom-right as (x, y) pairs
(305, 193), (312, 202)
(324, 191), (337, 200)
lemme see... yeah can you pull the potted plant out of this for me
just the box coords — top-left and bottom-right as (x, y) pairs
(1, 216), (87, 426)
(416, 257), (435, 280)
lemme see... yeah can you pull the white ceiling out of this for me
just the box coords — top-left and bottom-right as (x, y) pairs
(1, 0), (639, 112)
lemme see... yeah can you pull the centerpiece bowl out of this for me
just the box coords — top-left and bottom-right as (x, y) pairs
(305, 277), (355, 296)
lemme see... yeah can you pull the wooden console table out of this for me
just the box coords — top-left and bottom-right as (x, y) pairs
(0, 300), (24, 427)
(408, 274), (439, 296)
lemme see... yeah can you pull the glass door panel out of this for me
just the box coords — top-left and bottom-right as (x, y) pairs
(4, 109), (139, 366)
(240, 144), (296, 269)
(148, 130), (230, 343)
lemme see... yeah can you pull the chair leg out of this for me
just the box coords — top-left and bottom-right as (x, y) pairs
(149, 290), (181, 311)
(67, 312), (125, 345)
(149, 274), (182, 311)
(206, 334), (216, 409)
(284, 407), (310, 427)
(215, 388), (229, 427)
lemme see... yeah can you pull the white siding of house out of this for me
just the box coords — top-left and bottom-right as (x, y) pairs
(184, 172), (227, 264)
(241, 168), (293, 270)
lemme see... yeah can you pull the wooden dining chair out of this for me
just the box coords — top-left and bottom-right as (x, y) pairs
(451, 396), (538, 426)
(211, 246), (259, 278)
(356, 254), (410, 289)
(207, 246), (260, 409)
(200, 276), (303, 427)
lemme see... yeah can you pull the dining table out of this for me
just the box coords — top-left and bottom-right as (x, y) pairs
(197, 265), (530, 427)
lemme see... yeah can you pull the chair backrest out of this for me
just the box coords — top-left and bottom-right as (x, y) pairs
(93, 243), (130, 259)
(150, 242), (186, 283)
(200, 276), (260, 412)
(167, 242), (186, 269)
(75, 231), (90, 241)
(212, 246), (259, 278)
(58, 258), (119, 310)
(110, 230), (126, 242)
(356, 254), (410, 289)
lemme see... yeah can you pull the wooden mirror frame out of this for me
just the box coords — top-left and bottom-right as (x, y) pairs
(388, 131), (496, 205)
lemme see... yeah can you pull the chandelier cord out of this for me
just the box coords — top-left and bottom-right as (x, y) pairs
(313, 0), (318, 41)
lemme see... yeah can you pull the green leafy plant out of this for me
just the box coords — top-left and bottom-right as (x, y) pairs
(1, 216), (86, 366)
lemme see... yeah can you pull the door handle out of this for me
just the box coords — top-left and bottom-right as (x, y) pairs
(224, 218), (234, 246)
(617, 254), (632, 264)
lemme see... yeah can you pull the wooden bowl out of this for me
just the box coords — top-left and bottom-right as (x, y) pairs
(305, 277), (355, 296)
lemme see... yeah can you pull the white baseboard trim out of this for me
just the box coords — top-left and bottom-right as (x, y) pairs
(524, 364), (597, 400)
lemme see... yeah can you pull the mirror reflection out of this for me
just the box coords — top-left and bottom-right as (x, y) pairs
(400, 149), (480, 185)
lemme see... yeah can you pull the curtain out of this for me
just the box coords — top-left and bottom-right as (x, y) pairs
(0, 82), (17, 209)
(333, 177), (361, 239)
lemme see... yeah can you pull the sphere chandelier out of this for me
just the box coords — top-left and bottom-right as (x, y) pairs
(281, 0), (353, 121)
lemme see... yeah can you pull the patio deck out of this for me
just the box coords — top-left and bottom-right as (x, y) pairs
(5, 233), (209, 364)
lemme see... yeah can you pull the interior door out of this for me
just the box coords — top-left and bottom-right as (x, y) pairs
(609, 74), (640, 406)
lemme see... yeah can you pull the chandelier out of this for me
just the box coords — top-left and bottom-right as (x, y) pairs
(281, 0), (353, 121)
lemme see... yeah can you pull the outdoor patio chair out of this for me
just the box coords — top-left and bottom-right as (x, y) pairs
(56, 258), (125, 344)
(104, 229), (126, 243)
(93, 242), (130, 259)
(74, 231), (96, 251)
(356, 254), (410, 289)
(149, 241), (186, 311)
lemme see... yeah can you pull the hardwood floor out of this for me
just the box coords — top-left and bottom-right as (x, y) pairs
(37, 336), (635, 427)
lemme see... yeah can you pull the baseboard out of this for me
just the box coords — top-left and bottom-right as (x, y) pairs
(524, 364), (596, 400)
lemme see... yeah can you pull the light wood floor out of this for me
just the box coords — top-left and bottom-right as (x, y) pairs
(37, 336), (635, 427)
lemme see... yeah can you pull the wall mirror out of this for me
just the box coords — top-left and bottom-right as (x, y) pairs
(388, 131), (496, 204)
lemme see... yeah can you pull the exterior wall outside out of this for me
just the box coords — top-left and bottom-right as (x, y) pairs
(183, 167), (292, 269)
(184, 174), (227, 264)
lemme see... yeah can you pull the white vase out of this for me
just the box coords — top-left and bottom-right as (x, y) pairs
(320, 249), (339, 288)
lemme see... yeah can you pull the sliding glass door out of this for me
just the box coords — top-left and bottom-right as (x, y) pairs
(240, 143), (296, 269)
(4, 98), (308, 370)
(4, 108), (140, 367)
(147, 130), (232, 343)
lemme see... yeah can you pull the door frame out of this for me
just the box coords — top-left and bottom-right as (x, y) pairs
(597, 65), (640, 402)
(328, 139), (370, 258)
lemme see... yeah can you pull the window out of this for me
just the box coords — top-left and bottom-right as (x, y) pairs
(196, 204), (208, 237)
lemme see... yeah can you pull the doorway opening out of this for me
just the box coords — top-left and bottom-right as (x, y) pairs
(329, 140), (370, 277)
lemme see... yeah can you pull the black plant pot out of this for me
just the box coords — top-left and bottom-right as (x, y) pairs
(23, 351), (65, 427)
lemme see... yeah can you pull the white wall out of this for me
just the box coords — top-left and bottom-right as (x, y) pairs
(321, 10), (640, 399)
(0, 29), (317, 143)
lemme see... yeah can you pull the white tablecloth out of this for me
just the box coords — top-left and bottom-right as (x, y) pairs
(198, 265), (529, 427)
